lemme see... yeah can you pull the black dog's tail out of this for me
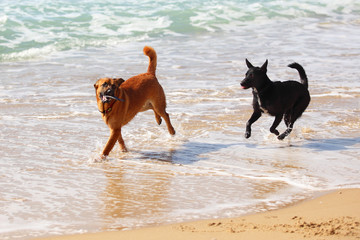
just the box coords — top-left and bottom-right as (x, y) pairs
(288, 62), (308, 89)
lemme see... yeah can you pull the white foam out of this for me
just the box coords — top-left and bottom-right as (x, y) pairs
(0, 220), (49, 234)
(0, 15), (7, 25)
(2, 45), (58, 61)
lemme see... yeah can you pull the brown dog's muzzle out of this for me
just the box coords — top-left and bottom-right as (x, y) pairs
(100, 87), (114, 103)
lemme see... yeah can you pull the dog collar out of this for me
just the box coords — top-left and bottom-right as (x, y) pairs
(99, 99), (117, 115)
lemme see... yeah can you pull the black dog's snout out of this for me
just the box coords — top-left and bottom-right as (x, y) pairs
(240, 78), (250, 89)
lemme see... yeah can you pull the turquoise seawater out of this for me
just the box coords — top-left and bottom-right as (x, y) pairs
(1, 0), (359, 61)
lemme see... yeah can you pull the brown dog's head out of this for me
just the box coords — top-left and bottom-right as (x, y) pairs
(94, 78), (125, 103)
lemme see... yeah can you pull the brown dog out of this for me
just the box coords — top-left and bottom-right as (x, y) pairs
(94, 46), (176, 157)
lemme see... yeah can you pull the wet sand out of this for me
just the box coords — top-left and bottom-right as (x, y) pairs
(37, 188), (360, 240)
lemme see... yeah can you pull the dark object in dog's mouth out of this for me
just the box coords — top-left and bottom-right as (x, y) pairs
(101, 94), (124, 103)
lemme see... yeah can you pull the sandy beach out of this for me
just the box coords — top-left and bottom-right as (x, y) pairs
(37, 188), (360, 240)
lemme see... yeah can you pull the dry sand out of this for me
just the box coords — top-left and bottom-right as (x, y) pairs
(38, 188), (360, 240)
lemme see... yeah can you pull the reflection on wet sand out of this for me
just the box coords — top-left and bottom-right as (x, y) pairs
(101, 164), (172, 230)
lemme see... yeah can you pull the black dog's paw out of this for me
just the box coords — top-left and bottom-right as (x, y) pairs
(277, 134), (286, 140)
(270, 129), (279, 136)
(245, 131), (251, 139)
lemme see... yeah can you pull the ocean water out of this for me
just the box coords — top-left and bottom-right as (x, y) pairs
(1, 0), (360, 239)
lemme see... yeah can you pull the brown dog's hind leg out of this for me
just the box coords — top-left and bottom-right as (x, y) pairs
(102, 129), (121, 156)
(163, 112), (176, 135)
(117, 129), (128, 152)
(154, 111), (162, 125)
(154, 107), (175, 135)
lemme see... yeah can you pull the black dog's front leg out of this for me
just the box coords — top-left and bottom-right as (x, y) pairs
(245, 110), (261, 138)
(245, 91), (262, 138)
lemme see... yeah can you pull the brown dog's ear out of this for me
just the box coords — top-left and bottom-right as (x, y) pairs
(94, 82), (99, 89)
(114, 78), (125, 87)
(246, 59), (254, 69)
(260, 59), (268, 72)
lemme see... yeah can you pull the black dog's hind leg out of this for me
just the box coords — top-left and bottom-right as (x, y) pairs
(245, 110), (262, 138)
(278, 113), (293, 139)
(270, 114), (283, 136)
(278, 105), (303, 140)
(284, 112), (291, 127)
(278, 96), (309, 140)
(279, 111), (303, 140)
(278, 110), (296, 139)
(279, 110), (298, 140)
(278, 123), (293, 140)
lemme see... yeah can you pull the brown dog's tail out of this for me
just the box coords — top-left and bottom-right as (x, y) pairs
(288, 62), (308, 89)
(143, 46), (157, 75)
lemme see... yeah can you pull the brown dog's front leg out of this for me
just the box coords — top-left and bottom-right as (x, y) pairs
(102, 129), (121, 156)
(117, 129), (128, 152)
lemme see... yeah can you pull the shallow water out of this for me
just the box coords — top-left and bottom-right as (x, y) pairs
(1, 0), (360, 239)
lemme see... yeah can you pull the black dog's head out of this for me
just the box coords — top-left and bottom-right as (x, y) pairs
(241, 59), (268, 90)
(94, 78), (125, 103)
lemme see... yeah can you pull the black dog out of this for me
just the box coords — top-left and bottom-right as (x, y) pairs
(240, 59), (310, 140)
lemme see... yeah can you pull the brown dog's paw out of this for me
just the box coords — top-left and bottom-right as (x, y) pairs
(89, 154), (107, 163)
(156, 116), (162, 125)
(169, 127), (176, 135)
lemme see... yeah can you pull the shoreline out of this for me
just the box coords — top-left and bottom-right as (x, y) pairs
(37, 188), (360, 240)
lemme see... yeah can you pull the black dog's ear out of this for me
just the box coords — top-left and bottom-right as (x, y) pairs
(246, 59), (254, 69)
(260, 59), (268, 72)
(114, 78), (125, 87)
